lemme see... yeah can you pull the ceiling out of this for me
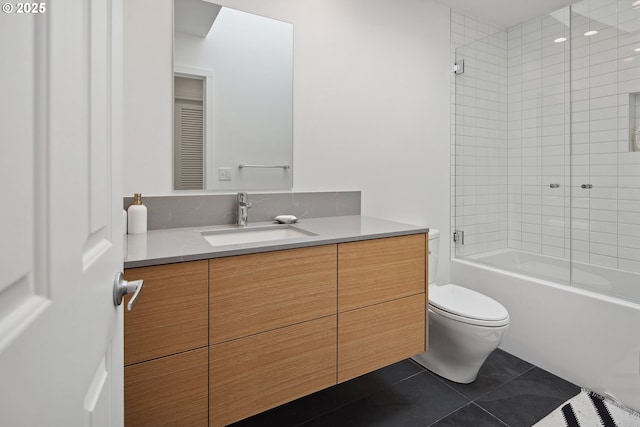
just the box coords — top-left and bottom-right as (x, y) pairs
(175, 0), (221, 38)
(433, 0), (574, 28)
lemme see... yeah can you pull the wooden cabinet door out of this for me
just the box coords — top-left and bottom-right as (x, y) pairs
(210, 245), (337, 343)
(338, 294), (426, 383)
(210, 316), (337, 427)
(125, 348), (208, 427)
(124, 260), (209, 365)
(338, 234), (426, 312)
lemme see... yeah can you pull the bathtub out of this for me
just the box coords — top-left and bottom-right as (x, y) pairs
(451, 248), (640, 412)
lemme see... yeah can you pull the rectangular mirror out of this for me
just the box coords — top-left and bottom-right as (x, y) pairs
(173, 0), (293, 191)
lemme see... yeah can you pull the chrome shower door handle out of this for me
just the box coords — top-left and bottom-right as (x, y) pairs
(113, 272), (144, 311)
(581, 184), (593, 189)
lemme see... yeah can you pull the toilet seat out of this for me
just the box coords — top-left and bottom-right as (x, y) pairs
(429, 284), (509, 327)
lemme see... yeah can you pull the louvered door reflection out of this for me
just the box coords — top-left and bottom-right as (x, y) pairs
(174, 101), (204, 190)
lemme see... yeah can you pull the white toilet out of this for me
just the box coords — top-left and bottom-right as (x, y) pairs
(412, 229), (510, 384)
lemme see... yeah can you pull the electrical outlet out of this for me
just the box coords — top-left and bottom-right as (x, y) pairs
(218, 167), (232, 181)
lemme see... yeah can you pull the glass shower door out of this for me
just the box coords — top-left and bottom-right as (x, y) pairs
(452, 8), (572, 286)
(536, 8), (572, 284)
(569, 0), (640, 299)
(452, 32), (509, 260)
(506, 7), (572, 284)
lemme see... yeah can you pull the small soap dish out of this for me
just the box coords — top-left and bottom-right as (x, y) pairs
(274, 214), (298, 224)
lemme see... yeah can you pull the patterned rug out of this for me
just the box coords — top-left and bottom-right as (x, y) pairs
(534, 389), (640, 427)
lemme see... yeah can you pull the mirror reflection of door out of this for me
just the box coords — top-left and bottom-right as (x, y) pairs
(174, 75), (204, 190)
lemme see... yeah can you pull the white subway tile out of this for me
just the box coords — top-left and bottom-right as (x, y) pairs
(590, 231), (618, 246)
(619, 199), (640, 212)
(619, 259), (640, 274)
(590, 220), (618, 233)
(619, 188), (640, 199)
(572, 250), (590, 263)
(590, 209), (618, 222)
(619, 234), (640, 249)
(589, 253), (618, 268)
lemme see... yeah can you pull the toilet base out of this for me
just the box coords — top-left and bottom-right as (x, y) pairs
(412, 351), (484, 384)
(413, 306), (508, 384)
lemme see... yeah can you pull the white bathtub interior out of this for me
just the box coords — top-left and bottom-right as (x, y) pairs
(466, 249), (640, 305)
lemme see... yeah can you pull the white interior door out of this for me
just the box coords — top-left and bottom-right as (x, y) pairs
(0, 0), (125, 426)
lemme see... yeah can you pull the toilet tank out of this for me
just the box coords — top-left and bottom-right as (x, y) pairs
(428, 229), (439, 284)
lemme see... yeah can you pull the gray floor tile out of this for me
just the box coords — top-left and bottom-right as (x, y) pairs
(475, 367), (580, 426)
(298, 408), (357, 427)
(325, 359), (425, 407)
(430, 403), (509, 426)
(341, 371), (469, 427)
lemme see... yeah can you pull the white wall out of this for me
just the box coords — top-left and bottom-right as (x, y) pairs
(123, 0), (174, 195)
(123, 0), (452, 281)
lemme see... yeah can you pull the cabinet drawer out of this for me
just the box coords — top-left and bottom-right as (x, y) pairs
(210, 316), (337, 427)
(124, 260), (208, 365)
(338, 234), (426, 312)
(210, 245), (337, 343)
(125, 347), (208, 427)
(338, 294), (425, 383)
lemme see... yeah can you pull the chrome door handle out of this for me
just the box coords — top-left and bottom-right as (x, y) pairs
(113, 272), (144, 311)
(581, 184), (593, 189)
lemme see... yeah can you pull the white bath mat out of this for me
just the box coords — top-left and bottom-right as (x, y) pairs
(533, 389), (640, 427)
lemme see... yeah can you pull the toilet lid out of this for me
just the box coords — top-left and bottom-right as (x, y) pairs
(429, 284), (509, 326)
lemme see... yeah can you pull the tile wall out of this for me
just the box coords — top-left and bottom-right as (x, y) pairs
(451, 0), (640, 273)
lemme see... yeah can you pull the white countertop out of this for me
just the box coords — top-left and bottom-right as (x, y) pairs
(124, 215), (428, 269)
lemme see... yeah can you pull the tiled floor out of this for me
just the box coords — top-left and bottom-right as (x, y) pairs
(230, 349), (580, 427)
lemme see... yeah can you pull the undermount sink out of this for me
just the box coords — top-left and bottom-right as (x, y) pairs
(201, 224), (317, 247)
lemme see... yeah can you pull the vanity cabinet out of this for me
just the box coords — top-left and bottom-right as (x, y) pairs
(338, 294), (425, 382)
(338, 234), (427, 311)
(209, 245), (337, 427)
(123, 260), (209, 427)
(209, 245), (337, 344)
(210, 317), (337, 427)
(124, 348), (208, 427)
(337, 234), (427, 382)
(124, 233), (427, 427)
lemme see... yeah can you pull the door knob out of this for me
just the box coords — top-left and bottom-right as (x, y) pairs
(113, 272), (144, 311)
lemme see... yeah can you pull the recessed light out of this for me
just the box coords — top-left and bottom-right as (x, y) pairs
(624, 57), (634, 62)
(635, 47), (640, 52)
(633, 0), (640, 6)
(584, 30), (598, 36)
(554, 37), (567, 43)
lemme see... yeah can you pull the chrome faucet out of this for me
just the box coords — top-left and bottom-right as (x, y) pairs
(237, 192), (252, 226)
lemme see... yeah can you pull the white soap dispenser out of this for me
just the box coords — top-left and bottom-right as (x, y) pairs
(127, 193), (147, 234)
